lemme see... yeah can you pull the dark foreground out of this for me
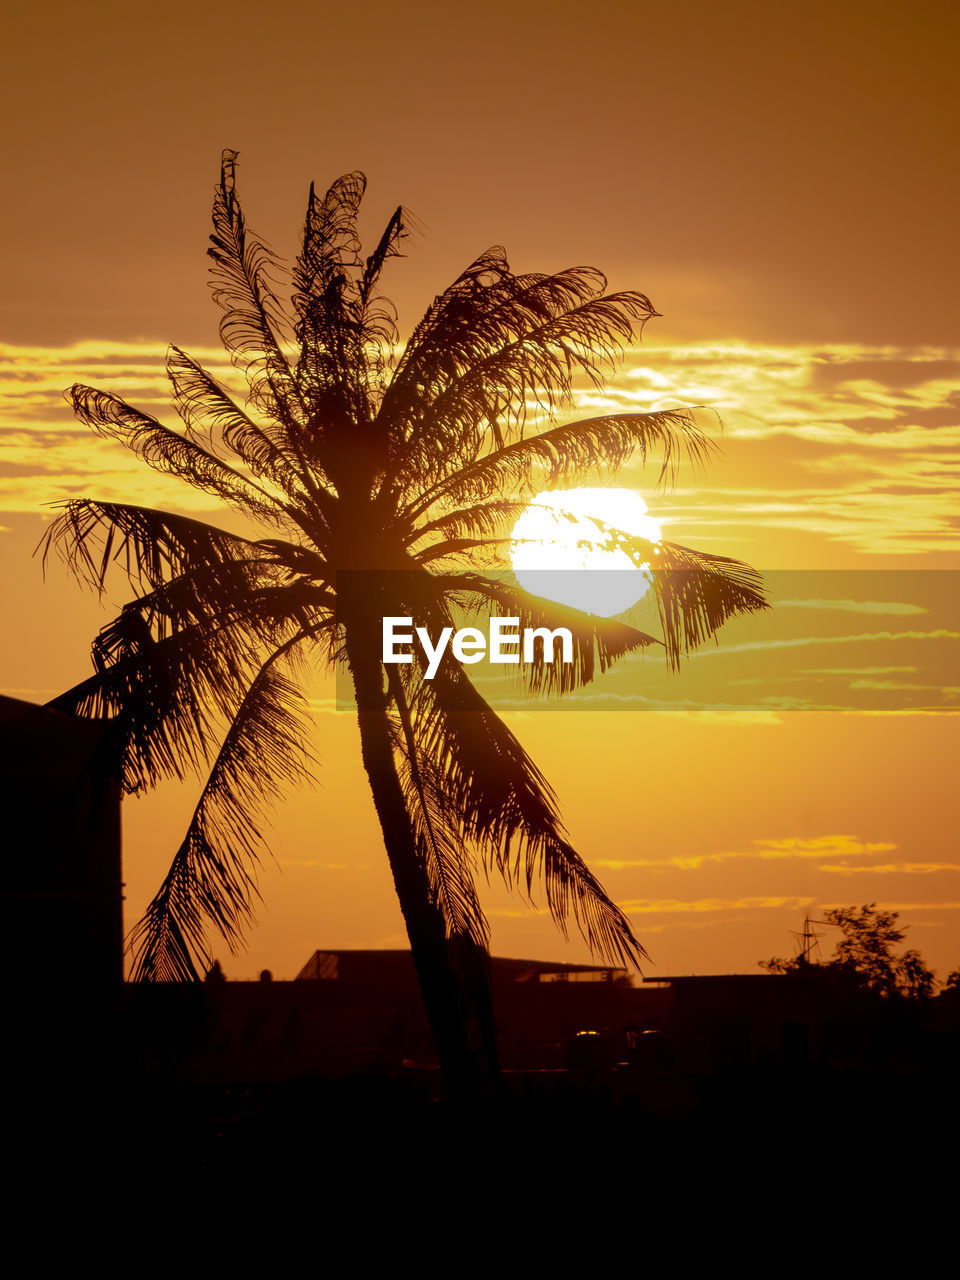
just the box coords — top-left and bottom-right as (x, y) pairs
(12, 1059), (959, 1184)
(8, 970), (959, 1186)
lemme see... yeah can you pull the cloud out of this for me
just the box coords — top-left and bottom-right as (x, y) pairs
(636, 917), (749, 934)
(478, 688), (787, 718)
(2, 337), (958, 563)
(692, 629), (959, 656)
(818, 863), (960, 876)
(0, 340), (244, 515)
(820, 901), (960, 912)
(618, 896), (817, 914)
(810, 359), (960, 390)
(848, 680), (960, 693)
(775, 599), (927, 615)
(843, 709), (960, 717)
(646, 709), (783, 725)
(593, 834), (896, 872)
(613, 342), (960, 558)
(805, 666), (917, 675)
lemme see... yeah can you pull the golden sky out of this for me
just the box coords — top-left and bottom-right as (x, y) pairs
(1, 1), (958, 979)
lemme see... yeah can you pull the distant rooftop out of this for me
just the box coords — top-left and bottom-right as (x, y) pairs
(297, 949), (628, 984)
(643, 973), (780, 984)
(0, 693), (113, 779)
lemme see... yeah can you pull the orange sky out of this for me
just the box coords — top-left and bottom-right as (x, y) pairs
(1, 1), (958, 980)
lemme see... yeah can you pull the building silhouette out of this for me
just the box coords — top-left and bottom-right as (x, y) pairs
(0, 694), (122, 989)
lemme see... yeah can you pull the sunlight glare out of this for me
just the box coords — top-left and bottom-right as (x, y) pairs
(510, 487), (662, 617)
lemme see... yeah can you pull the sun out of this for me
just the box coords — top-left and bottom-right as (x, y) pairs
(510, 487), (662, 617)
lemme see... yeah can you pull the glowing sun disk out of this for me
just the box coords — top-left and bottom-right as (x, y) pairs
(510, 487), (661, 617)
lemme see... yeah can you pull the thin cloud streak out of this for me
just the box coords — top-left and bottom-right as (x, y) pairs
(775, 599), (928, 615)
(618, 896), (818, 914)
(593, 834), (896, 872)
(686, 629), (959, 656)
(818, 863), (960, 876)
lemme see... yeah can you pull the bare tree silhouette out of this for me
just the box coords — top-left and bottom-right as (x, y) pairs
(43, 151), (765, 1100)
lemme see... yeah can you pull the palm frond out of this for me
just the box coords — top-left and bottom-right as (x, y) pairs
(414, 508), (766, 676)
(379, 245), (513, 415)
(358, 205), (408, 344)
(51, 615), (260, 790)
(293, 172), (366, 307)
(41, 500), (267, 595)
(620, 537), (768, 669)
(48, 573), (330, 793)
(405, 497), (529, 549)
(432, 571), (661, 696)
(292, 171), (368, 419)
(380, 255), (605, 441)
(405, 409), (712, 522)
(387, 665), (489, 948)
(103, 558), (329, 644)
(208, 149), (305, 431)
(399, 660), (646, 968)
(130, 658), (315, 981)
(166, 344), (312, 498)
(66, 384), (289, 525)
(380, 269), (662, 498)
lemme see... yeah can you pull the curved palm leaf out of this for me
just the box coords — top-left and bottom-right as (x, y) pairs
(130, 655), (315, 981)
(166, 344), (308, 496)
(208, 149), (304, 433)
(399, 658), (647, 966)
(41, 499), (270, 594)
(67, 384), (289, 525)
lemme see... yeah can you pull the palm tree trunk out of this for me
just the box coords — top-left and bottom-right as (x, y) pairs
(340, 595), (493, 1112)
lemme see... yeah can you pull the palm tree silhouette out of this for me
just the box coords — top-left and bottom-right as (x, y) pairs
(43, 152), (765, 1100)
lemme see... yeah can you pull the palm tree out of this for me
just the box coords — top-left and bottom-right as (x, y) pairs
(43, 151), (765, 1102)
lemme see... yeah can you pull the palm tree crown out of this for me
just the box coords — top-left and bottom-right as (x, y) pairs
(44, 153), (765, 1055)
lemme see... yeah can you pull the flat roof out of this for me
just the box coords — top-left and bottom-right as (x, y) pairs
(300, 949), (626, 975)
